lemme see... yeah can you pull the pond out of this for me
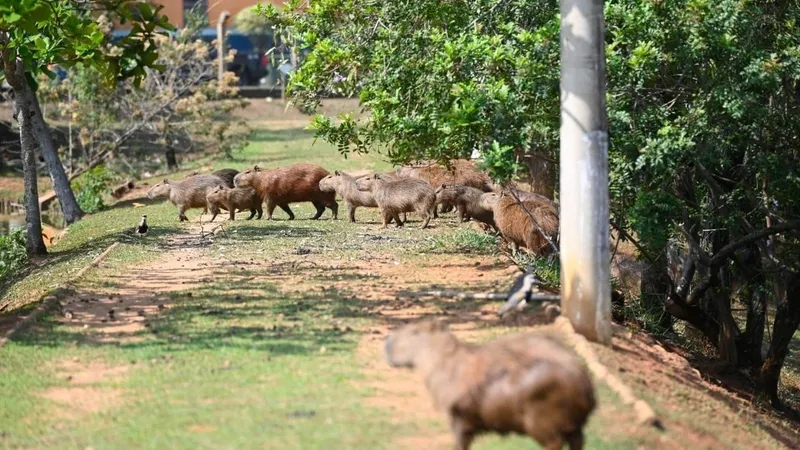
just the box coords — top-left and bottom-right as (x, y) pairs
(0, 212), (65, 246)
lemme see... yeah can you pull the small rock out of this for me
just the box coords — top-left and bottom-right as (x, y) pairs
(223, 360), (231, 368)
(72, 357), (80, 362)
(82, 324), (89, 329)
(64, 311), (74, 320)
(319, 346), (327, 354)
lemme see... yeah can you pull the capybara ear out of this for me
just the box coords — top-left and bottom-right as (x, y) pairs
(163, 178), (169, 184)
(373, 173), (379, 179)
(254, 165), (261, 172)
(334, 170), (341, 176)
(441, 183), (447, 189)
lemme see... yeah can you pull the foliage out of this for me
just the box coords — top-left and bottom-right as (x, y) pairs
(259, 0), (560, 181)
(509, 253), (560, 289)
(0, 230), (27, 284)
(235, 6), (272, 36)
(39, 28), (251, 170)
(72, 166), (116, 213)
(0, 0), (173, 87)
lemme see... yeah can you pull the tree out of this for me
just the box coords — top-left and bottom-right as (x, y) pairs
(234, 6), (273, 53)
(266, 0), (800, 408)
(259, 0), (561, 194)
(0, 0), (171, 254)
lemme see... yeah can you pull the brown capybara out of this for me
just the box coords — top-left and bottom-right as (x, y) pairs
(385, 320), (595, 450)
(233, 164), (338, 220)
(319, 170), (404, 224)
(356, 174), (435, 229)
(435, 184), (497, 231)
(396, 159), (495, 216)
(147, 175), (227, 222)
(205, 186), (263, 221)
(486, 192), (559, 254)
(185, 169), (239, 188)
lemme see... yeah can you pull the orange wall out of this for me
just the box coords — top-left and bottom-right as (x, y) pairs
(146, 0), (285, 28)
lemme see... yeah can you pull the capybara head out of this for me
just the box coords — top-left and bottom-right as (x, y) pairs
(233, 165), (262, 188)
(319, 170), (344, 193)
(385, 319), (450, 368)
(205, 185), (228, 203)
(355, 173), (382, 192)
(480, 192), (500, 210)
(147, 179), (171, 199)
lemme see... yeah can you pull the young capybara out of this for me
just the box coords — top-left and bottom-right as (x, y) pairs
(435, 184), (497, 231)
(356, 174), (435, 229)
(205, 186), (263, 221)
(396, 159), (495, 216)
(385, 320), (595, 450)
(185, 168), (239, 188)
(233, 164), (338, 220)
(486, 192), (559, 254)
(147, 175), (228, 221)
(318, 170), (404, 224)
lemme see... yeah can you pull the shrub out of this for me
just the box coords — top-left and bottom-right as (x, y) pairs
(0, 230), (28, 283)
(72, 166), (116, 213)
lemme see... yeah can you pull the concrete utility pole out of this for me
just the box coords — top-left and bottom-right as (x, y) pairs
(558, 0), (612, 344)
(217, 11), (231, 83)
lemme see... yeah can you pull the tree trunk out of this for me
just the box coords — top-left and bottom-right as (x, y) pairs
(640, 248), (673, 331)
(4, 63), (47, 256)
(558, 0), (612, 344)
(165, 147), (178, 170)
(526, 149), (556, 200)
(30, 94), (84, 224)
(760, 272), (800, 408)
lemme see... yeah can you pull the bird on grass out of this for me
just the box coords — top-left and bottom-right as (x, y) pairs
(135, 215), (148, 236)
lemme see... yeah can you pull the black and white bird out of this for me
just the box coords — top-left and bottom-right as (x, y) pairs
(497, 271), (537, 316)
(135, 215), (149, 236)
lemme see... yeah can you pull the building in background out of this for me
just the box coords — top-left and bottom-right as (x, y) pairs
(149, 0), (282, 28)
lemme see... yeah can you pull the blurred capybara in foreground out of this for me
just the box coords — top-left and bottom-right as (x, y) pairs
(356, 174), (435, 229)
(435, 184), (497, 231)
(147, 175), (228, 221)
(185, 168), (239, 188)
(385, 320), (595, 450)
(206, 186), (263, 221)
(482, 192), (559, 254)
(396, 159), (495, 215)
(233, 164), (338, 220)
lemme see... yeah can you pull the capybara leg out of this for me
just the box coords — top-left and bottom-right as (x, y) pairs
(266, 200), (277, 220)
(393, 213), (404, 228)
(178, 205), (188, 222)
(381, 210), (392, 229)
(450, 416), (474, 450)
(229, 209), (236, 220)
(456, 204), (466, 222)
(328, 201), (338, 220)
(246, 209), (256, 220)
(433, 207), (439, 219)
(402, 213), (407, 224)
(209, 212), (217, 222)
(256, 206), (263, 220)
(566, 431), (584, 450)
(419, 210), (432, 229)
(347, 204), (357, 223)
(311, 201), (325, 220)
(279, 204), (295, 220)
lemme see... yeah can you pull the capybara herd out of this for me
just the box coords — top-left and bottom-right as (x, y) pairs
(385, 320), (596, 450)
(147, 159), (559, 254)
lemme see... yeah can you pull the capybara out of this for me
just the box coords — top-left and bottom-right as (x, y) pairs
(233, 164), (338, 220)
(206, 186), (263, 221)
(489, 192), (559, 254)
(396, 159), (495, 216)
(185, 168), (239, 188)
(356, 174), (435, 229)
(385, 320), (595, 450)
(435, 184), (497, 231)
(318, 170), (405, 224)
(146, 175), (228, 222)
